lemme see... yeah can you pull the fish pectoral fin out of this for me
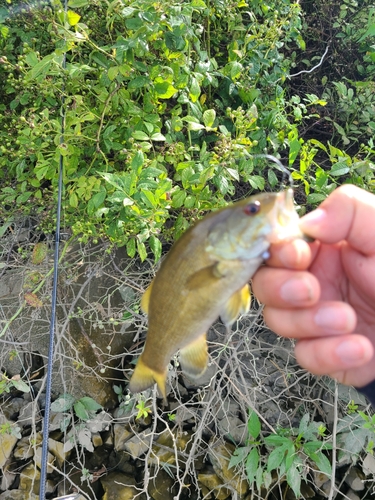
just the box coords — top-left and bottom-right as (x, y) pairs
(179, 333), (208, 378)
(141, 279), (154, 314)
(220, 284), (251, 327)
(128, 355), (167, 401)
(186, 261), (231, 290)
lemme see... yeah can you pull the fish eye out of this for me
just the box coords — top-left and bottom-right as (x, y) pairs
(244, 201), (261, 215)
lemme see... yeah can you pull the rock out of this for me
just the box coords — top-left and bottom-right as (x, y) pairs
(123, 430), (152, 459)
(345, 489), (361, 500)
(217, 417), (247, 445)
(34, 446), (55, 474)
(18, 400), (41, 427)
(208, 439), (248, 497)
(101, 471), (137, 500)
(48, 438), (71, 468)
(113, 423), (133, 451)
(362, 453), (375, 476)
(1, 398), (25, 421)
(19, 462), (40, 494)
(0, 491), (38, 500)
(0, 422), (18, 468)
(148, 469), (175, 500)
(344, 466), (365, 491)
(13, 435), (36, 461)
(92, 432), (103, 448)
(313, 470), (331, 490)
(198, 470), (231, 499)
(0, 460), (17, 491)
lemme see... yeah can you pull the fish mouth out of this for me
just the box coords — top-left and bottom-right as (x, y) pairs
(268, 189), (303, 243)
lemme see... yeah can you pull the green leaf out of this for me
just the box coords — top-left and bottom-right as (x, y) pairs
(149, 235), (162, 262)
(245, 447), (259, 484)
(68, 0), (88, 6)
(203, 109), (216, 128)
(137, 240), (148, 261)
(247, 411), (261, 439)
(131, 151), (144, 172)
(171, 190), (186, 208)
(12, 379), (30, 393)
(329, 162), (350, 176)
(229, 447), (250, 469)
(25, 53), (54, 82)
(51, 393), (75, 412)
(133, 131), (150, 141)
(189, 77), (201, 102)
(108, 66), (119, 81)
(154, 81), (177, 99)
(70, 191), (78, 208)
(286, 463), (301, 497)
(74, 401), (90, 420)
(150, 132), (166, 141)
(79, 396), (102, 412)
(127, 238), (136, 258)
(267, 444), (287, 472)
(306, 193), (326, 204)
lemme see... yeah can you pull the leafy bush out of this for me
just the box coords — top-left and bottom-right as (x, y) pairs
(0, 0), (305, 259)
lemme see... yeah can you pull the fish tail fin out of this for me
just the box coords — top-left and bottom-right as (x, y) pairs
(180, 333), (208, 379)
(128, 356), (167, 401)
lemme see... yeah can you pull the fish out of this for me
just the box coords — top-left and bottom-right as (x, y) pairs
(128, 189), (303, 400)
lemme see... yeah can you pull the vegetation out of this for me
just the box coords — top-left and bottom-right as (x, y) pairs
(1, 0), (373, 260)
(1, 0), (375, 498)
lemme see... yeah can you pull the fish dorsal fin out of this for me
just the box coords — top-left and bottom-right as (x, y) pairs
(186, 261), (231, 290)
(179, 333), (208, 378)
(141, 279), (154, 314)
(220, 284), (251, 327)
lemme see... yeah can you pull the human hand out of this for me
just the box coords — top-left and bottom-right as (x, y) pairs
(252, 184), (375, 388)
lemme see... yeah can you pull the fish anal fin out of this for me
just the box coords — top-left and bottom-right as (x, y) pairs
(180, 333), (208, 378)
(220, 284), (251, 327)
(141, 280), (154, 314)
(128, 355), (167, 401)
(186, 261), (231, 290)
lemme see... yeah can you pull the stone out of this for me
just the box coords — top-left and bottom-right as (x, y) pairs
(0, 425), (18, 468)
(345, 489), (361, 500)
(113, 424), (133, 452)
(362, 453), (375, 476)
(19, 462), (40, 495)
(198, 470), (231, 499)
(18, 400), (41, 427)
(344, 466), (365, 491)
(101, 471), (137, 500)
(123, 430), (152, 459)
(0, 491), (38, 500)
(208, 439), (248, 497)
(148, 469), (175, 500)
(217, 417), (247, 445)
(34, 446), (55, 474)
(48, 438), (71, 468)
(92, 432), (103, 448)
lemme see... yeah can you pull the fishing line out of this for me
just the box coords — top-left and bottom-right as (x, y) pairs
(252, 154), (294, 189)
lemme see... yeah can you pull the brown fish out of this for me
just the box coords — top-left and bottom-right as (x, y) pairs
(128, 189), (303, 399)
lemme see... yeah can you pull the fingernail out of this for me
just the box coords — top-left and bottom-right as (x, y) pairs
(314, 306), (348, 331)
(336, 340), (365, 364)
(300, 208), (326, 229)
(280, 277), (314, 304)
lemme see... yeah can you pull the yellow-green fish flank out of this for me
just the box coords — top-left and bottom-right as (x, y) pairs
(128, 189), (303, 399)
